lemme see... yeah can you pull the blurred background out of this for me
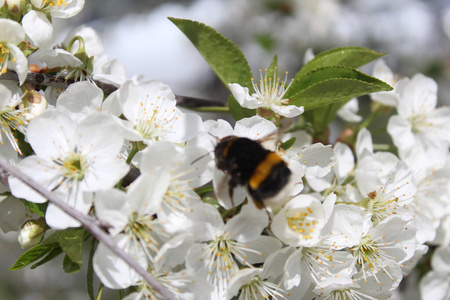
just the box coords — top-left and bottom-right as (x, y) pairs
(2, 0), (450, 299)
(59, 0), (450, 103)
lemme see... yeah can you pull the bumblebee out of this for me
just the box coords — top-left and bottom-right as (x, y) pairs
(214, 135), (291, 209)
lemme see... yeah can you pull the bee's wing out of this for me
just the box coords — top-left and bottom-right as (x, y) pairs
(258, 131), (279, 151)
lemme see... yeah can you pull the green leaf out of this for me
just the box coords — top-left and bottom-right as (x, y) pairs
(296, 46), (386, 78)
(20, 200), (47, 217)
(31, 248), (63, 269)
(287, 66), (392, 110)
(280, 137), (296, 150)
(169, 17), (254, 120)
(10, 231), (62, 270)
(169, 17), (252, 89)
(87, 238), (98, 300)
(302, 102), (348, 142)
(10, 243), (60, 270)
(41, 231), (62, 244)
(59, 228), (85, 265)
(63, 254), (81, 273)
(266, 55), (278, 76)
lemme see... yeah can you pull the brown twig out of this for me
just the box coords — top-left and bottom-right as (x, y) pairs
(0, 70), (226, 107)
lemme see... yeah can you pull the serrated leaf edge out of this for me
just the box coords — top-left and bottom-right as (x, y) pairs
(168, 17), (253, 89)
(289, 77), (393, 110)
(287, 65), (393, 98)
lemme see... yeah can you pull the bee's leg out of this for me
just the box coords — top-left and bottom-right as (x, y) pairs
(251, 196), (272, 223)
(228, 177), (240, 208)
(228, 186), (235, 208)
(263, 204), (272, 223)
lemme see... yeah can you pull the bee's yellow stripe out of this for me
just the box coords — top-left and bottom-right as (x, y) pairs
(249, 152), (282, 189)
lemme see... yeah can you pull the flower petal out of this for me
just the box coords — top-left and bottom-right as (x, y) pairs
(229, 83), (263, 109)
(93, 234), (146, 289)
(270, 103), (304, 118)
(0, 19), (25, 44)
(22, 10), (53, 48)
(40, 49), (83, 69)
(227, 202), (269, 243)
(8, 44), (28, 85)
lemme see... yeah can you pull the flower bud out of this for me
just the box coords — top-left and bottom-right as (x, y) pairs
(5, 0), (26, 21)
(18, 217), (48, 249)
(6, 0), (22, 13)
(20, 90), (48, 120)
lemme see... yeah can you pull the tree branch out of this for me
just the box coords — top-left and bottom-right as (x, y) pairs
(0, 156), (176, 300)
(0, 70), (226, 107)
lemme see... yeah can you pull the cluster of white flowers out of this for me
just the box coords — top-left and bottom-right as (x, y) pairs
(0, 2), (449, 300)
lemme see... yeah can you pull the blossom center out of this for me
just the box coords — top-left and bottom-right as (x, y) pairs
(134, 112), (163, 140)
(200, 233), (263, 292)
(286, 207), (317, 240)
(408, 112), (432, 133)
(364, 186), (408, 224)
(126, 213), (161, 256)
(62, 153), (88, 181)
(240, 275), (286, 300)
(352, 236), (379, 267)
(209, 236), (236, 270)
(251, 68), (293, 107)
(351, 235), (398, 284)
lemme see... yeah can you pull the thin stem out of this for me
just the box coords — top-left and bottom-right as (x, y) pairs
(126, 146), (139, 165)
(116, 146), (139, 189)
(194, 185), (215, 197)
(95, 282), (104, 300)
(359, 111), (378, 131)
(359, 102), (383, 131)
(0, 156), (176, 300)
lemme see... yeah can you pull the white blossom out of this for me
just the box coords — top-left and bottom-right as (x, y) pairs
(359, 162), (416, 224)
(271, 194), (334, 247)
(185, 202), (281, 299)
(93, 174), (170, 289)
(387, 73), (450, 171)
(139, 141), (212, 234)
(229, 68), (304, 118)
(9, 110), (129, 229)
(117, 80), (202, 144)
(351, 217), (418, 283)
